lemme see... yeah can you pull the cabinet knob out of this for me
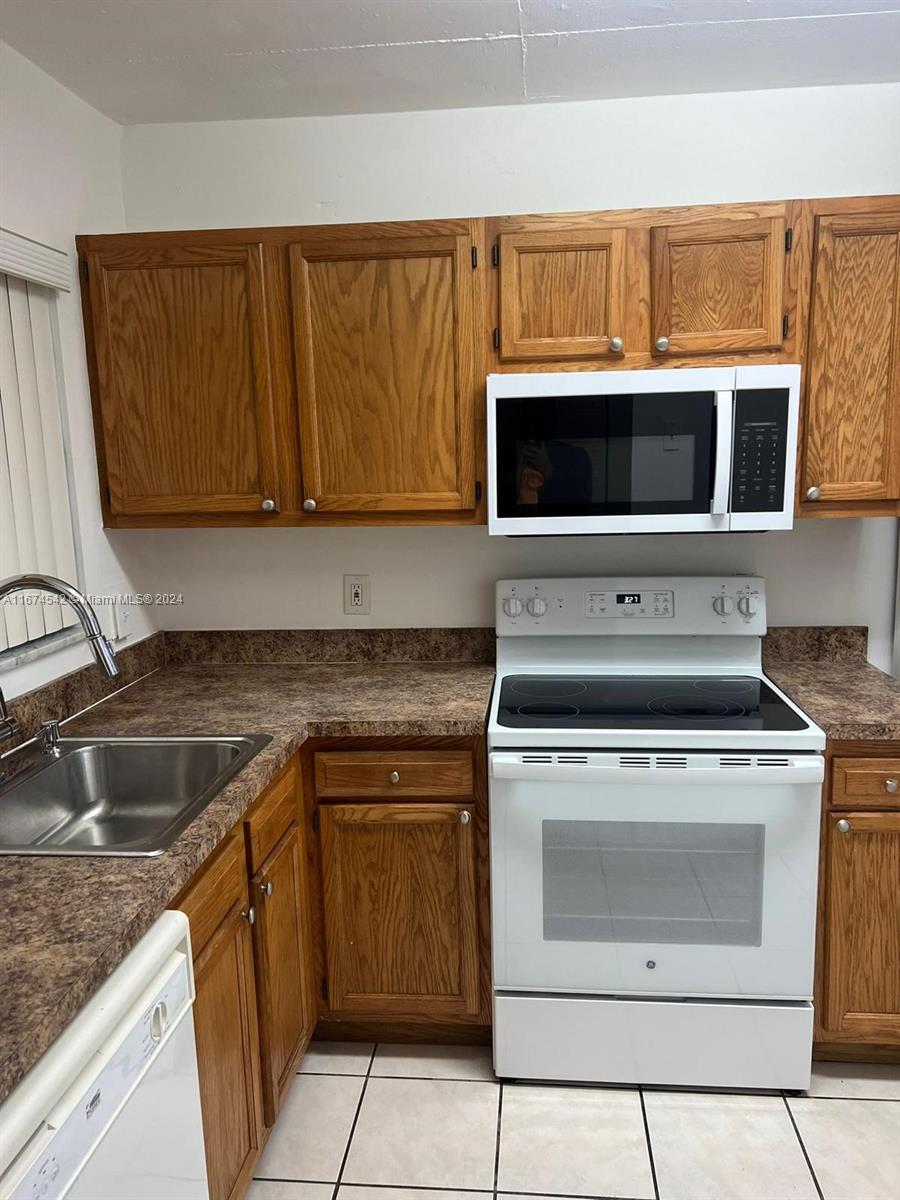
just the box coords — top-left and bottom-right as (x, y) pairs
(261, 498), (275, 512)
(260, 880), (274, 897)
(836, 818), (851, 834)
(303, 498), (317, 513)
(885, 778), (898, 794)
(806, 486), (822, 501)
(609, 336), (624, 353)
(655, 335), (670, 352)
(242, 906), (256, 925)
(459, 810), (471, 825)
(389, 770), (400, 784)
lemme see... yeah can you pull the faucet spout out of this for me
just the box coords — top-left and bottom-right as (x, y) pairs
(0, 574), (120, 678)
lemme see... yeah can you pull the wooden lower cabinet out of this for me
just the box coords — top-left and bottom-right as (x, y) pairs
(179, 834), (264, 1200)
(821, 809), (900, 1044)
(251, 823), (313, 1123)
(319, 800), (480, 1017)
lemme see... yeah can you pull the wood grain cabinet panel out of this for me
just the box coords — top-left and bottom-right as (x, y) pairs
(251, 825), (312, 1125)
(179, 837), (264, 1200)
(651, 216), (786, 355)
(84, 243), (280, 517)
(498, 228), (627, 360)
(832, 758), (900, 810)
(823, 810), (900, 1044)
(315, 750), (473, 797)
(319, 802), (479, 1016)
(289, 229), (478, 514)
(803, 210), (900, 505)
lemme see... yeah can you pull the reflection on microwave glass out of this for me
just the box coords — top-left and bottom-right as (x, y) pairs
(515, 436), (695, 506)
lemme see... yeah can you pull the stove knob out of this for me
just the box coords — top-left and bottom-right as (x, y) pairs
(738, 595), (759, 617)
(712, 596), (735, 617)
(502, 597), (524, 617)
(527, 597), (548, 617)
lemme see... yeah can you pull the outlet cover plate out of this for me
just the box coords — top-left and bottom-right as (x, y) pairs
(343, 574), (371, 615)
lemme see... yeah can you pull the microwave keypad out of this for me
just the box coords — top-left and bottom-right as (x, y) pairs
(731, 389), (789, 512)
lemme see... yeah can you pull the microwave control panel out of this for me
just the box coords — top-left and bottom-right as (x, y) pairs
(731, 389), (789, 512)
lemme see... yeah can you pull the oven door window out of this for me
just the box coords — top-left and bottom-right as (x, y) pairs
(495, 392), (716, 518)
(542, 819), (764, 947)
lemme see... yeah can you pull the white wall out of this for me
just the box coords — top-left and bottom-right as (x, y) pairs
(118, 82), (900, 671)
(0, 43), (157, 699)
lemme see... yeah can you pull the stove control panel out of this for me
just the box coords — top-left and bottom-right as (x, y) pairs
(496, 576), (767, 636)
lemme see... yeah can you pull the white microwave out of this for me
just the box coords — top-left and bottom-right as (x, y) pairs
(487, 364), (800, 536)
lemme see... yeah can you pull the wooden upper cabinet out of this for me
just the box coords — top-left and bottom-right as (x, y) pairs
(289, 225), (478, 514)
(822, 810), (900, 1044)
(319, 801), (479, 1016)
(650, 214), (786, 355)
(84, 243), (280, 517)
(498, 227), (627, 360)
(803, 209), (900, 505)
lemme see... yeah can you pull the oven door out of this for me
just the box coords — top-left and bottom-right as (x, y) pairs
(489, 754), (823, 1000)
(487, 368), (735, 535)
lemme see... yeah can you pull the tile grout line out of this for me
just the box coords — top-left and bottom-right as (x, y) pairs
(492, 1080), (504, 1198)
(330, 1043), (378, 1199)
(638, 1088), (660, 1200)
(782, 1094), (825, 1200)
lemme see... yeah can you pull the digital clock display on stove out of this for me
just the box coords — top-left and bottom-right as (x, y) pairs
(617, 593), (641, 605)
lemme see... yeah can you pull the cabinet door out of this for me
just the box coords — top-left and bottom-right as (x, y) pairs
(320, 802), (479, 1016)
(290, 232), (477, 514)
(192, 901), (264, 1200)
(86, 243), (280, 516)
(651, 216), (786, 354)
(823, 811), (900, 1043)
(803, 211), (900, 503)
(498, 228), (627, 360)
(252, 825), (313, 1125)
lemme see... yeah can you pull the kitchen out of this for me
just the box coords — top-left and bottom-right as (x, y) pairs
(0, 2), (898, 1199)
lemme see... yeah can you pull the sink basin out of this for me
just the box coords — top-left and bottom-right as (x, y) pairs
(0, 735), (271, 856)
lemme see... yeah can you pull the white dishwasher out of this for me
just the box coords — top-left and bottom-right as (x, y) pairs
(0, 910), (209, 1200)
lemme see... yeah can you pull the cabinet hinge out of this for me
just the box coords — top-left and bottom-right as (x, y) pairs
(491, 242), (499, 268)
(312, 811), (319, 834)
(471, 245), (478, 269)
(475, 480), (482, 504)
(784, 227), (793, 253)
(782, 313), (789, 339)
(321, 978), (328, 1002)
(80, 260), (89, 282)
(492, 328), (500, 351)
(103, 483), (111, 507)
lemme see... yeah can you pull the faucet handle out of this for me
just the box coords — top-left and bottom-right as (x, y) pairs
(0, 687), (19, 743)
(40, 719), (61, 754)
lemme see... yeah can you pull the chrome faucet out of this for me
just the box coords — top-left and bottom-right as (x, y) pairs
(0, 574), (120, 748)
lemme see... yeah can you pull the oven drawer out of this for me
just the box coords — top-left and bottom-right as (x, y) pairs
(493, 993), (813, 1090)
(315, 751), (473, 797)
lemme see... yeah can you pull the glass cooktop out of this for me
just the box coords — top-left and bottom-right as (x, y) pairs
(496, 675), (808, 731)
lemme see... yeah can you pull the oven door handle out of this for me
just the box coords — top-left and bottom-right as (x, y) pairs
(711, 390), (735, 515)
(490, 757), (824, 785)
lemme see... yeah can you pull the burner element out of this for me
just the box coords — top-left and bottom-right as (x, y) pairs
(647, 696), (747, 721)
(693, 679), (758, 696)
(510, 679), (588, 700)
(516, 702), (582, 719)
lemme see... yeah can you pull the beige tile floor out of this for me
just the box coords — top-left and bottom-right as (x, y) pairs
(249, 1044), (900, 1200)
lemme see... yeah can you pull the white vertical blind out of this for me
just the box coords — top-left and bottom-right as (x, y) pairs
(0, 272), (78, 650)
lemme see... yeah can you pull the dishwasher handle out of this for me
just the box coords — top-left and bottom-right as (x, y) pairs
(490, 755), (824, 786)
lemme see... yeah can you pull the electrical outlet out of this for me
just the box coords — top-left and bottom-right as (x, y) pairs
(343, 574), (371, 615)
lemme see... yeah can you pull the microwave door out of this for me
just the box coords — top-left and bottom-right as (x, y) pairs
(490, 389), (723, 535)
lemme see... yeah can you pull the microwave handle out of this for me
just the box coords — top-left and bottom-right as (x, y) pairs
(711, 391), (734, 515)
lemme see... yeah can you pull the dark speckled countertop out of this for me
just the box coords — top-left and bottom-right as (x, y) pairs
(0, 660), (495, 1102)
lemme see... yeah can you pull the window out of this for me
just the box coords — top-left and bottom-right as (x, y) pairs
(0, 230), (80, 656)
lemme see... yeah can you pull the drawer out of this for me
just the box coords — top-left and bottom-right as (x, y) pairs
(245, 756), (300, 871)
(176, 831), (247, 959)
(832, 757), (900, 809)
(315, 751), (473, 797)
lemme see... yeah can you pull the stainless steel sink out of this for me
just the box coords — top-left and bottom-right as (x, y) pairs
(0, 735), (271, 856)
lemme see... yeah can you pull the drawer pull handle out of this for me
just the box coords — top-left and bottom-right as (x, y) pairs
(459, 810), (471, 825)
(885, 778), (898, 794)
(389, 771), (400, 784)
(836, 818), (851, 834)
(260, 880), (274, 897)
(242, 906), (256, 925)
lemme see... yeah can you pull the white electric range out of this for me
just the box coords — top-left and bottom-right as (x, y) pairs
(487, 576), (825, 1092)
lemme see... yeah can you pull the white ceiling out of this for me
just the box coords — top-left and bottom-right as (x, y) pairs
(0, 0), (898, 124)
